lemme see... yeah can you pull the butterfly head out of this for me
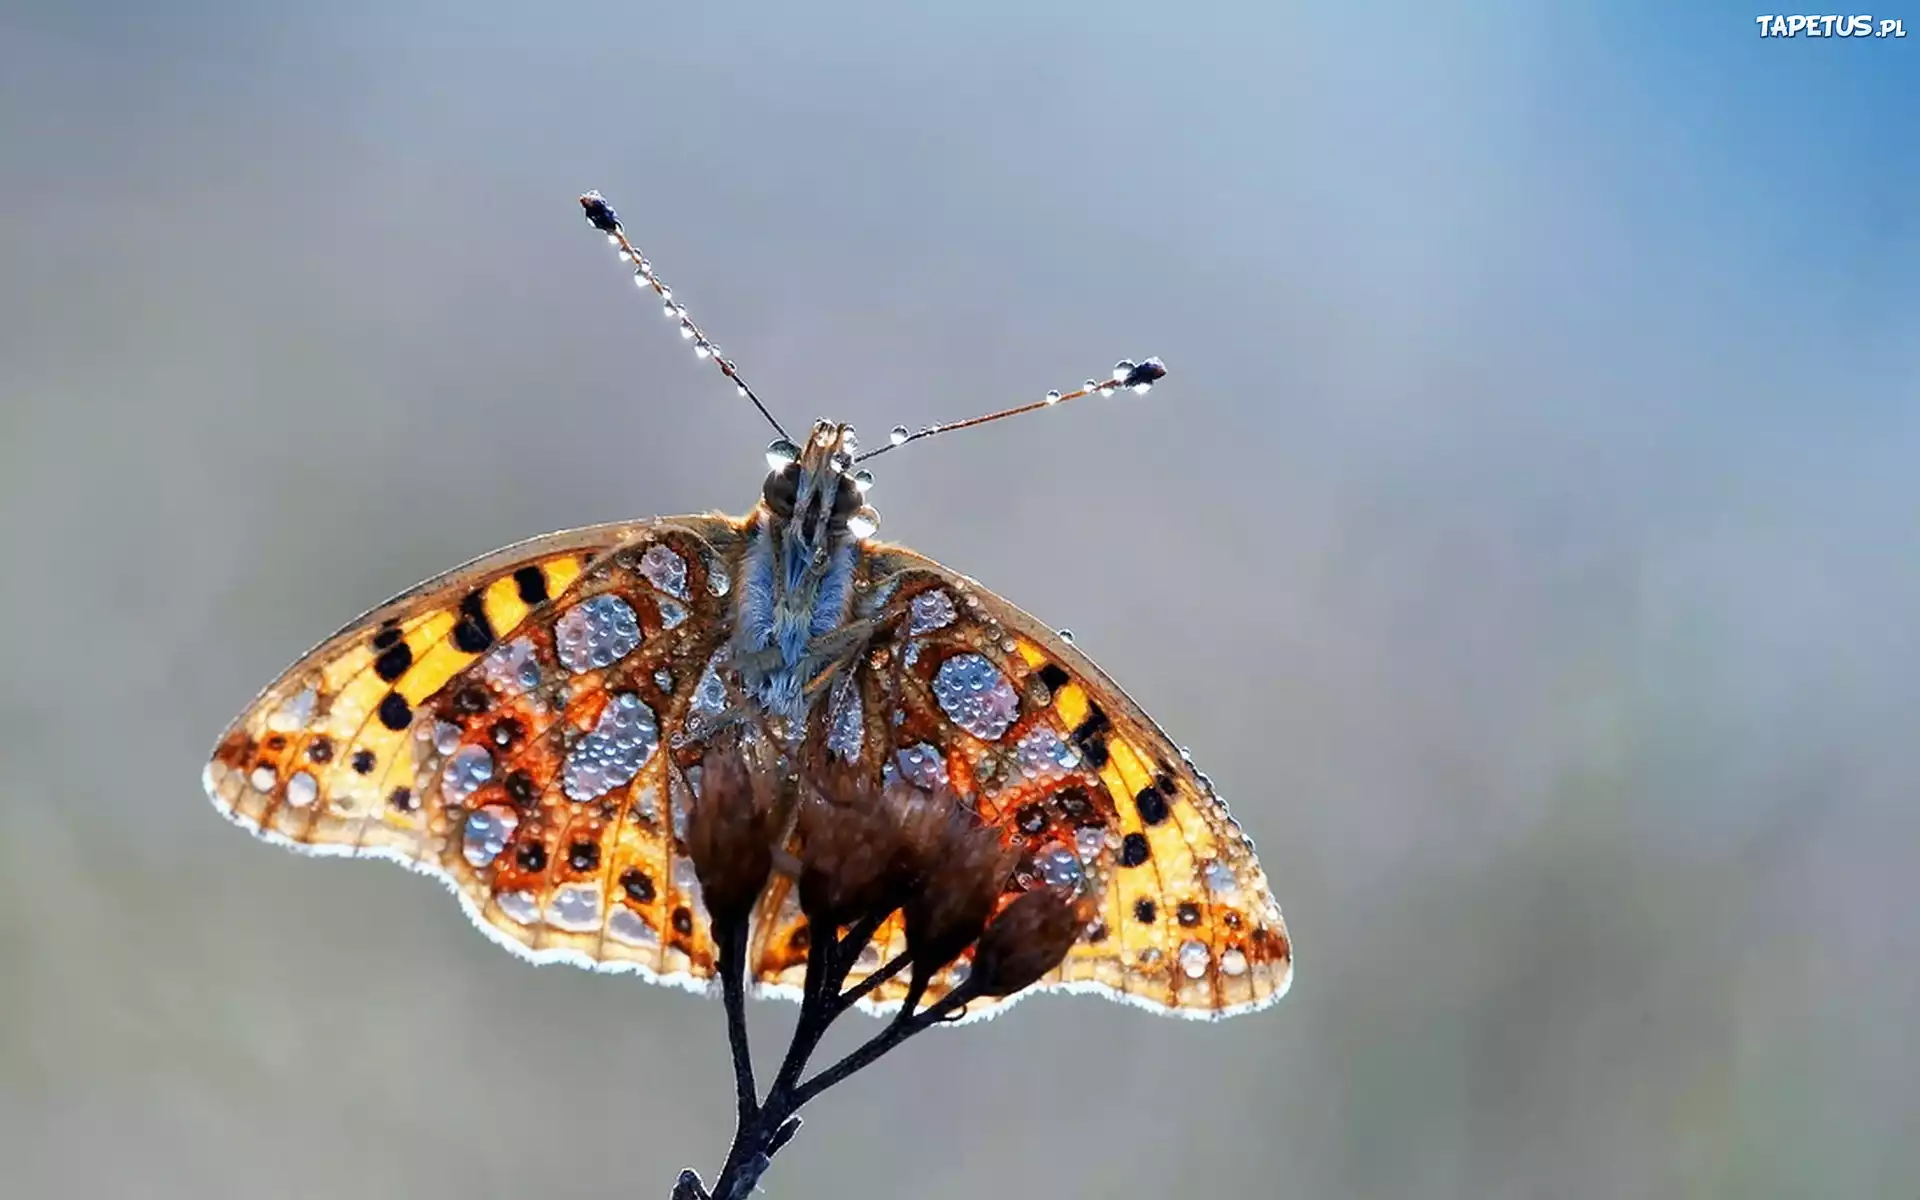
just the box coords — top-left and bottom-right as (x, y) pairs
(760, 420), (880, 551)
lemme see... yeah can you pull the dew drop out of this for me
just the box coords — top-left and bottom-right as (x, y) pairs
(852, 469), (875, 494)
(1179, 940), (1210, 979)
(286, 771), (318, 808)
(1044, 389), (1062, 404)
(847, 506), (880, 540)
(462, 806), (518, 868)
(1113, 358), (1137, 378)
(765, 439), (800, 470)
(1036, 842), (1085, 891)
(890, 425), (909, 446)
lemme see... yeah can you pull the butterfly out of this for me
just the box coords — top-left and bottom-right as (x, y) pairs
(202, 194), (1292, 1023)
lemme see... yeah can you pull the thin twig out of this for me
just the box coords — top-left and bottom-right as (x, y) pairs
(833, 948), (913, 1015)
(793, 985), (977, 1108)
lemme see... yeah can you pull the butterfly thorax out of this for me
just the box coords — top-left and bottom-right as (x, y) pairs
(735, 421), (867, 726)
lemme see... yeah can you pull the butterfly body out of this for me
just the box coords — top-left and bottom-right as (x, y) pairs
(735, 421), (865, 726)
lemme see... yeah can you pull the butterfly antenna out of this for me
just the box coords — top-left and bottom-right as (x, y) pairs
(853, 358), (1168, 464)
(579, 191), (791, 442)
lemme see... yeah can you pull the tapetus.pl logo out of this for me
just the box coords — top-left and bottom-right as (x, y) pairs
(1755, 14), (1907, 36)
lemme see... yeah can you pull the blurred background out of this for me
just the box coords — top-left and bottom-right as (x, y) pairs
(3, 2), (1916, 1196)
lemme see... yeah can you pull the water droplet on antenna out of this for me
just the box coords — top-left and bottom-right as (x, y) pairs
(1045, 390), (1062, 404)
(852, 470), (875, 494)
(890, 425), (910, 446)
(1122, 357), (1168, 393)
(847, 506), (881, 540)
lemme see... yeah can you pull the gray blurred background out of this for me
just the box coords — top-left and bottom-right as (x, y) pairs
(4, 2), (1916, 1197)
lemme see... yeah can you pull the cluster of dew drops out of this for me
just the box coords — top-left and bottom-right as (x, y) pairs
(763, 432), (882, 540)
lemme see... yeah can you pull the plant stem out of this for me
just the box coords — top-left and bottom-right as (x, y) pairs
(791, 982), (978, 1108)
(832, 948), (913, 1015)
(717, 927), (758, 1126)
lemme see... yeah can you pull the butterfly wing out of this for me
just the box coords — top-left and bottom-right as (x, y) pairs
(749, 544), (1293, 1021)
(205, 515), (751, 988)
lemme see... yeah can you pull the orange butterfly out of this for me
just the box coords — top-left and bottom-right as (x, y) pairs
(202, 194), (1292, 1022)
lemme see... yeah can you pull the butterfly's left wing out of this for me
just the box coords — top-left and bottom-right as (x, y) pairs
(205, 515), (753, 987)
(748, 543), (1293, 1022)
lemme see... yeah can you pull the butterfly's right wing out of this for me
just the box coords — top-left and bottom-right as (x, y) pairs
(204, 514), (752, 987)
(749, 542), (1292, 1022)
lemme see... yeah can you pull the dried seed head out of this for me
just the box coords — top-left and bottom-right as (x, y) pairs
(970, 888), (1084, 997)
(685, 744), (783, 929)
(899, 788), (1017, 982)
(795, 782), (910, 928)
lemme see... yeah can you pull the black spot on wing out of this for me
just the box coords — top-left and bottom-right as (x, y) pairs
(513, 565), (550, 605)
(452, 590), (495, 654)
(620, 869), (655, 904)
(377, 692), (413, 731)
(1072, 703), (1112, 770)
(373, 642), (413, 683)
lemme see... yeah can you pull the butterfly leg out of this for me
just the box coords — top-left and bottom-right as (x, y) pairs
(796, 620), (880, 699)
